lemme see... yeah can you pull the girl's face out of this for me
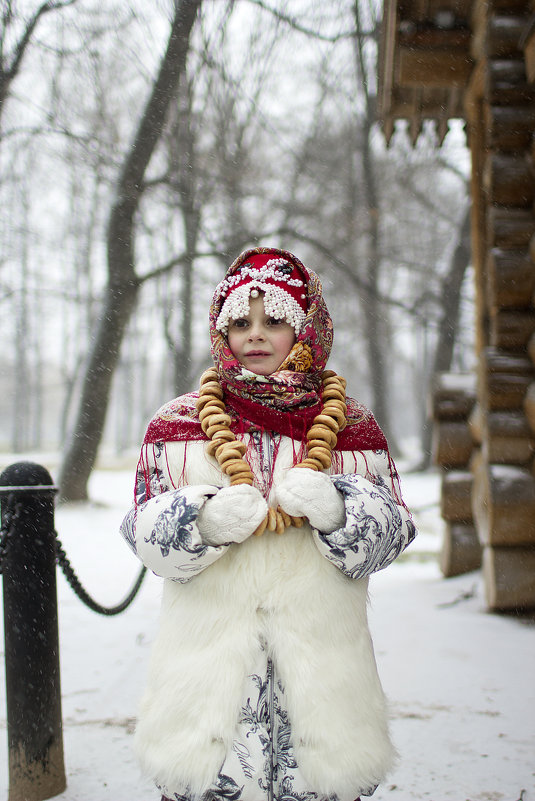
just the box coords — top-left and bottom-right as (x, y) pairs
(228, 294), (296, 376)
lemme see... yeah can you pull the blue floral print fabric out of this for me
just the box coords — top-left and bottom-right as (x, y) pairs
(120, 434), (415, 801)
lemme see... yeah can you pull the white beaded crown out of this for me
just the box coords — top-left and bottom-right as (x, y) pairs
(215, 258), (307, 336)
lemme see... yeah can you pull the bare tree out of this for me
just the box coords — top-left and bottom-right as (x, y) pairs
(349, 0), (399, 450)
(0, 0), (470, 470)
(0, 0), (77, 123)
(59, 0), (202, 501)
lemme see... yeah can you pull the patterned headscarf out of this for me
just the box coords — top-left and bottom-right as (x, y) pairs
(143, 246), (387, 452)
(210, 246), (333, 413)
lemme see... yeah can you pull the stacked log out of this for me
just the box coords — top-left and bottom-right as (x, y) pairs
(432, 373), (481, 578)
(466, 0), (535, 610)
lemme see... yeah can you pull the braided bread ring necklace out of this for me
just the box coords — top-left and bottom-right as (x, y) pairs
(196, 369), (347, 536)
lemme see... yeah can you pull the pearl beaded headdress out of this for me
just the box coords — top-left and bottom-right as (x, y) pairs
(215, 255), (307, 336)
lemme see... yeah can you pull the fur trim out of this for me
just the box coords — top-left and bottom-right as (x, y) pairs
(134, 438), (396, 795)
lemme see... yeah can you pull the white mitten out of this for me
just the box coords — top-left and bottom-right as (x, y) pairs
(197, 484), (268, 546)
(276, 467), (346, 533)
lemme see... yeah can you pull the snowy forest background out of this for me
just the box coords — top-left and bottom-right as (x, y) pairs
(1, 0), (473, 500)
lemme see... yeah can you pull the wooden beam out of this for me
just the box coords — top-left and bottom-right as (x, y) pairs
(483, 546), (535, 611)
(487, 207), (535, 249)
(399, 46), (473, 87)
(441, 470), (474, 522)
(486, 58), (535, 105)
(433, 420), (474, 468)
(472, 459), (535, 546)
(440, 523), (482, 578)
(484, 104), (535, 150)
(431, 372), (477, 421)
(529, 331), (535, 366)
(524, 380), (535, 434)
(483, 153), (535, 207)
(479, 346), (534, 410)
(490, 309), (535, 350)
(487, 248), (535, 310)
(487, 15), (526, 59)
(524, 29), (535, 83)
(386, 94), (465, 119)
(483, 410), (535, 465)
(377, 0), (398, 119)
(468, 100), (490, 353)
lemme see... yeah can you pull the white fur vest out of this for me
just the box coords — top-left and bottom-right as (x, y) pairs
(133, 438), (396, 798)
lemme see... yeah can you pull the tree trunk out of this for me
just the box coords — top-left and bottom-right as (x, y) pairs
(59, 0), (202, 501)
(353, 0), (398, 453)
(174, 211), (198, 396)
(360, 132), (395, 449)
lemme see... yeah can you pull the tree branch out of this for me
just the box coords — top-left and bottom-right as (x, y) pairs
(255, 224), (423, 315)
(138, 248), (224, 284)
(4, 0), (77, 82)
(243, 0), (367, 42)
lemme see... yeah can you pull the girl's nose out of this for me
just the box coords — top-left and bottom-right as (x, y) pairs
(248, 324), (265, 340)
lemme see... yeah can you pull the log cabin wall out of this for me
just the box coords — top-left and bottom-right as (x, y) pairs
(467, 0), (535, 610)
(379, 0), (535, 610)
(431, 372), (481, 577)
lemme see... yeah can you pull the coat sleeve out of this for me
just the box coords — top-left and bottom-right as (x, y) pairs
(120, 441), (231, 582)
(311, 449), (417, 580)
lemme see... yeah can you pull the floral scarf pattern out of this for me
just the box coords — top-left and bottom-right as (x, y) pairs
(210, 247), (333, 413)
(143, 246), (389, 453)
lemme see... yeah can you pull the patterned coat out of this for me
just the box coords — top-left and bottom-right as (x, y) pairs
(120, 426), (416, 801)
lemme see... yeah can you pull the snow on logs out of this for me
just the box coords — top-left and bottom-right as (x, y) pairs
(472, 456), (535, 610)
(432, 373), (476, 467)
(473, 349), (535, 609)
(432, 373), (481, 578)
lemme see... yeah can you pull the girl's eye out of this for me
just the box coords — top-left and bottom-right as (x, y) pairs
(230, 318), (248, 329)
(267, 317), (283, 326)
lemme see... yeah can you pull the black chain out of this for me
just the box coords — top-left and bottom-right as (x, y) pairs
(55, 535), (147, 616)
(1, 493), (146, 614)
(0, 495), (22, 573)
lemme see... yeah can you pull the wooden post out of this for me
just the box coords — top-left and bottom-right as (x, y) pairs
(0, 462), (66, 801)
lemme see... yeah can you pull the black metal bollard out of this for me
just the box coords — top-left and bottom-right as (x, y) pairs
(0, 462), (66, 801)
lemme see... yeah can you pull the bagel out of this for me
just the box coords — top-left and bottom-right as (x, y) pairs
(267, 508), (277, 531)
(307, 423), (337, 441)
(253, 515), (268, 537)
(321, 405), (346, 428)
(295, 458), (322, 471)
(313, 414), (340, 433)
(203, 412), (231, 428)
(307, 425), (337, 448)
(230, 474), (255, 486)
(206, 422), (233, 439)
(225, 459), (251, 475)
(275, 511), (285, 535)
(278, 507), (292, 528)
(306, 438), (336, 452)
(198, 382), (224, 399)
(229, 470), (256, 484)
(307, 447), (332, 469)
(198, 403), (227, 422)
(216, 446), (246, 463)
(321, 388), (345, 402)
(200, 368), (219, 382)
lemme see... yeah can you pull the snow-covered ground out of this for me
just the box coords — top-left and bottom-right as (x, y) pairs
(1, 462), (534, 801)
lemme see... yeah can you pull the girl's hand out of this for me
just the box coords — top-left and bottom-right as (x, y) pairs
(276, 468), (345, 533)
(197, 484), (268, 545)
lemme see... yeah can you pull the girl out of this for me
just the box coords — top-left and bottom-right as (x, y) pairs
(121, 246), (416, 801)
